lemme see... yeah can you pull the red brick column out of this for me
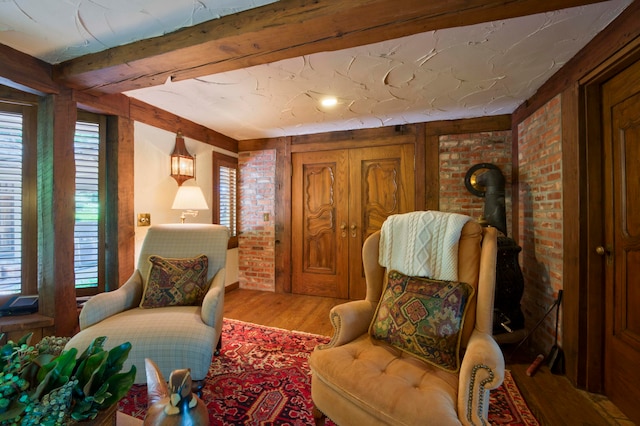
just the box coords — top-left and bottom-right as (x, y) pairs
(238, 150), (276, 291)
(517, 94), (564, 349)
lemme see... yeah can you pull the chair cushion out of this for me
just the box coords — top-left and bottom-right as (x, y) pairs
(67, 306), (217, 383)
(140, 254), (209, 308)
(370, 270), (474, 372)
(309, 335), (461, 426)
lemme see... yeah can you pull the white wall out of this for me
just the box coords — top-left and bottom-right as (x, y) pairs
(133, 122), (239, 286)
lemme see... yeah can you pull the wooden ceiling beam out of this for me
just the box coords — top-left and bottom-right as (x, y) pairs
(53, 0), (603, 95)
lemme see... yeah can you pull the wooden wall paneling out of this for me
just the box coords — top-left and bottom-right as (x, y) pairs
(53, 0), (603, 95)
(74, 91), (131, 117)
(425, 132), (440, 211)
(105, 115), (136, 289)
(0, 85), (40, 105)
(0, 44), (58, 95)
(560, 83), (584, 388)
(414, 123), (426, 211)
(275, 137), (292, 293)
(238, 137), (283, 152)
(129, 98), (238, 153)
(291, 125), (418, 153)
(21, 105), (39, 296)
(424, 115), (512, 136)
(37, 90), (78, 337)
(582, 82), (605, 392)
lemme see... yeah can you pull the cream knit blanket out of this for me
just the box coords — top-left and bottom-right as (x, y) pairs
(378, 211), (472, 281)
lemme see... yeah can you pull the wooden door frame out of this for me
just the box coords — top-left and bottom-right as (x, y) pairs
(575, 42), (640, 392)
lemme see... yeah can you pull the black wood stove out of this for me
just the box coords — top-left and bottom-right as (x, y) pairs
(465, 163), (525, 336)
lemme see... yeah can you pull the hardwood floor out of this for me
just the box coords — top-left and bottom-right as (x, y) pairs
(223, 289), (634, 426)
(224, 288), (346, 336)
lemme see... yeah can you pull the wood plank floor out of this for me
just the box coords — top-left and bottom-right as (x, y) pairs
(223, 289), (634, 426)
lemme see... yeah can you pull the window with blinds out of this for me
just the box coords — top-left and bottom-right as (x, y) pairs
(0, 111), (23, 295)
(212, 152), (238, 248)
(74, 120), (101, 289)
(219, 165), (237, 238)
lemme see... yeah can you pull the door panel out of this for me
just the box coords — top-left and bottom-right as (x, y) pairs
(348, 145), (415, 299)
(602, 59), (640, 423)
(292, 150), (349, 298)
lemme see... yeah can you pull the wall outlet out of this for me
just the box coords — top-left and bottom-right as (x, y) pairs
(137, 213), (151, 226)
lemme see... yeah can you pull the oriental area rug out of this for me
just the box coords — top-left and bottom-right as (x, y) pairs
(118, 318), (539, 425)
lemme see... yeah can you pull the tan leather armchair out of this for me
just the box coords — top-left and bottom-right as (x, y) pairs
(66, 224), (229, 389)
(309, 219), (503, 426)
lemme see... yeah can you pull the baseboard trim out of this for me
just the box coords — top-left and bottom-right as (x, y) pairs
(225, 282), (239, 293)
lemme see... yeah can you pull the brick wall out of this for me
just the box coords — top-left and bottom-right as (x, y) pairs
(439, 131), (513, 236)
(238, 150), (276, 291)
(516, 94), (563, 351)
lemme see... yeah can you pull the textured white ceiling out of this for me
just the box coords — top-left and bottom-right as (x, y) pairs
(0, 0), (632, 141)
(0, 0), (277, 63)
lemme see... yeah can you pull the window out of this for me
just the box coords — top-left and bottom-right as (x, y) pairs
(212, 152), (238, 248)
(0, 109), (23, 295)
(0, 101), (37, 297)
(0, 101), (105, 299)
(74, 113), (105, 294)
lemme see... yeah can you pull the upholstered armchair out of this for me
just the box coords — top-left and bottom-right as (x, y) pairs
(309, 212), (504, 426)
(66, 224), (229, 389)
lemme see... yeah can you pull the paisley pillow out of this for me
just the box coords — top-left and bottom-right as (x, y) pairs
(140, 254), (209, 308)
(370, 270), (474, 372)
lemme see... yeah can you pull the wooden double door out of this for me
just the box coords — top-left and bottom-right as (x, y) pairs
(292, 144), (415, 299)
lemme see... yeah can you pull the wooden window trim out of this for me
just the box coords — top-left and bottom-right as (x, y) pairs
(212, 151), (238, 249)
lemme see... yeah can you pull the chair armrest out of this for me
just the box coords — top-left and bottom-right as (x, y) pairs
(320, 300), (376, 349)
(457, 329), (505, 426)
(79, 271), (143, 329)
(201, 268), (225, 328)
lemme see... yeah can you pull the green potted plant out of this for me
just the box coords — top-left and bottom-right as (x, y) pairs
(0, 333), (136, 425)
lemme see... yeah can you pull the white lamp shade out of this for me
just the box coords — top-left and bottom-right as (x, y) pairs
(172, 185), (209, 210)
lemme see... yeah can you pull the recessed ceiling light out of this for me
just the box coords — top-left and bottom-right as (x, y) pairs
(321, 97), (338, 107)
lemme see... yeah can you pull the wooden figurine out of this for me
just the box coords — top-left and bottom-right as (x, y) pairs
(143, 358), (210, 426)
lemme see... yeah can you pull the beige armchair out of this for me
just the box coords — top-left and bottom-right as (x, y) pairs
(309, 215), (503, 426)
(66, 224), (229, 389)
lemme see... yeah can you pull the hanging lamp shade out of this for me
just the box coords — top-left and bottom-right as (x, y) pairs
(170, 131), (195, 186)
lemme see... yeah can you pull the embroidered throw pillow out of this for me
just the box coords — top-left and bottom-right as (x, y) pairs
(140, 254), (209, 308)
(370, 270), (475, 372)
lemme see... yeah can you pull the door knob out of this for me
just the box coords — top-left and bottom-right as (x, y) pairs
(595, 245), (613, 265)
(350, 223), (357, 238)
(340, 222), (347, 238)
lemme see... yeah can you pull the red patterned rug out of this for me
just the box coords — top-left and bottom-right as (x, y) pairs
(118, 318), (539, 425)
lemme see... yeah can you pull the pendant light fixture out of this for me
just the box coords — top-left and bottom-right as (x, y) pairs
(170, 131), (195, 186)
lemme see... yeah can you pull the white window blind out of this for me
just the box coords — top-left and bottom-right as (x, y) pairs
(74, 121), (100, 289)
(219, 165), (237, 237)
(0, 111), (23, 295)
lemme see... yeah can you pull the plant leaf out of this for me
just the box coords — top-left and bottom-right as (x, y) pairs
(103, 342), (132, 379)
(100, 365), (136, 407)
(73, 336), (107, 372)
(32, 349), (77, 399)
(74, 351), (108, 397)
(35, 348), (77, 384)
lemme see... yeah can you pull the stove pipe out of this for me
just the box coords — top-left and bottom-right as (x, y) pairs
(476, 168), (507, 236)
